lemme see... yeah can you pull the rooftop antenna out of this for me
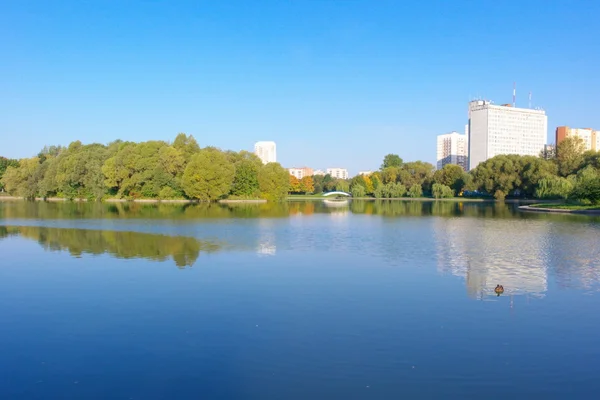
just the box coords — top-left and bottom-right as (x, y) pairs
(513, 82), (516, 107)
(528, 91), (532, 109)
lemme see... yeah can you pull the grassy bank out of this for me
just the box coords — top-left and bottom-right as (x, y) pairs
(530, 203), (600, 211)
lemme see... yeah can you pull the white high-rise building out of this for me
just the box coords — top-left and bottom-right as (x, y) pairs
(468, 100), (547, 170)
(254, 141), (277, 164)
(436, 132), (468, 170)
(326, 168), (349, 180)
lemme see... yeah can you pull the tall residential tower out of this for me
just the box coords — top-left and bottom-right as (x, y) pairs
(254, 141), (277, 164)
(468, 100), (547, 170)
(436, 132), (468, 170)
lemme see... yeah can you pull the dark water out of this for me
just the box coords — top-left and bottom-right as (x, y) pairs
(1, 200), (600, 399)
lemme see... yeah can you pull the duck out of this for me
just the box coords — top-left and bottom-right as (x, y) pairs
(494, 285), (504, 296)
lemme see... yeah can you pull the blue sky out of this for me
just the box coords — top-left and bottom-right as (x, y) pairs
(1, 0), (599, 173)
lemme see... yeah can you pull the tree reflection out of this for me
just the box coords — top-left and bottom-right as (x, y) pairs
(0, 226), (220, 268)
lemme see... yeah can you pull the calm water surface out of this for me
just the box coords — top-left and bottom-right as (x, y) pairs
(1, 200), (600, 399)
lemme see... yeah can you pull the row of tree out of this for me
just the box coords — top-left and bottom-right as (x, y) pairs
(1, 135), (599, 204)
(0, 134), (290, 201)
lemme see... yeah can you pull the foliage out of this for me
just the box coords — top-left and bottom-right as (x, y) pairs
(182, 148), (235, 201)
(535, 176), (574, 199)
(1, 158), (42, 198)
(556, 136), (586, 177)
(300, 176), (314, 194)
(374, 182), (406, 198)
(381, 154), (403, 169)
(289, 175), (301, 193)
(571, 166), (600, 204)
(0, 157), (19, 191)
(432, 183), (454, 198)
(335, 180), (350, 193)
(407, 183), (423, 198)
(230, 152), (261, 198)
(258, 162), (289, 201)
(351, 184), (366, 198)
(433, 164), (466, 194)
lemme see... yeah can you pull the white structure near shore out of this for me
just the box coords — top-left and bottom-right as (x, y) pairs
(468, 100), (547, 170)
(326, 168), (349, 179)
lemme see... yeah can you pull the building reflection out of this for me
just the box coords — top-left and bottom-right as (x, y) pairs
(434, 218), (550, 299)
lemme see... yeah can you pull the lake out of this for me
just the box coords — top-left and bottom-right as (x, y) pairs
(1, 200), (600, 399)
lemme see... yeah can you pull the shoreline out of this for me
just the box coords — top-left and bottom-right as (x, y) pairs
(518, 205), (600, 215)
(0, 196), (265, 204)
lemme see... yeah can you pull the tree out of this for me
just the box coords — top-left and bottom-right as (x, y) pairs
(0, 157), (19, 191)
(258, 162), (289, 201)
(470, 155), (523, 199)
(182, 148), (235, 201)
(381, 167), (399, 184)
(300, 176), (314, 194)
(173, 133), (200, 161)
(433, 164), (465, 193)
(407, 183), (423, 198)
(556, 136), (586, 177)
(351, 185), (366, 198)
(535, 176), (574, 199)
(0, 157), (43, 198)
(381, 154), (403, 170)
(432, 183), (454, 198)
(571, 166), (600, 204)
(289, 175), (301, 193)
(335, 180), (350, 193)
(230, 158), (260, 197)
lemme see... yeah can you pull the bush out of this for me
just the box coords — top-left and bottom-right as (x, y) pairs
(351, 185), (366, 198)
(432, 183), (454, 199)
(407, 184), (423, 198)
(571, 167), (600, 204)
(535, 176), (574, 199)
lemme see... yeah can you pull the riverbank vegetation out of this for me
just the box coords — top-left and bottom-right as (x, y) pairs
(0, 135), (289, 202)
(1, 135), (599, 204)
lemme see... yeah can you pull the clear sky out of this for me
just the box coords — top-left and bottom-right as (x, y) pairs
(1, 0), (599, 173)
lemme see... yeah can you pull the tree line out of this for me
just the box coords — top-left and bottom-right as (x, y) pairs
(0, 134), (290, 201)
(1, 135), (599, 204)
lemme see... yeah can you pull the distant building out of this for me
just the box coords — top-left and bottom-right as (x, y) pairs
(468, 100), (547, 170)
(556, 126), (599, 151)
(254, 141), (277, 164)
(358, 171), (373, 176)
(541, 144), (555, 160)
(326, 168), (349, 180)
(436, 132), (468, 170)
(313, 169), (326, 176)
(288, 167), (313, 180)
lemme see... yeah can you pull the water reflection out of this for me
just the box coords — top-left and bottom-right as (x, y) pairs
(434, 217), (600, 298)
(2, 199), (600, 222)
(0, 225), (221, 268)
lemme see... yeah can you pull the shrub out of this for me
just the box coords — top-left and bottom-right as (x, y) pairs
(432, 183), (454, 199)
(407, 184), (423, 198)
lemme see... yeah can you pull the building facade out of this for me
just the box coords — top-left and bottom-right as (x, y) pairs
(288, 167), (314, 180)
(254, 141), (277, 164)
(326, 168), (349, 180)
(312, 169), (326, 176)
(556, 126), (599, 151)
(468, 100), (547, 170)
(436, 132), (468, 170)
(358, 171), (373, 176)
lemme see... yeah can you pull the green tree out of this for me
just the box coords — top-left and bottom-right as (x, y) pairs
(381, 154), (403, 169)
(571, 166), (600, 204)
(432, 183), (454, 198)
(230, 159), (260, 197)
(258, 162), (289, 201)
(535, 176), (574, 199)
(556, 136), (586, 177)
(1, 157), (43, 198)
(173, 133), (200, 161)
(433, 164), (466, 194)
(351, 184), (366, 198)
(407, 183), (423, 198)
(0, 157), (19, 191)
(470, 155), (523, 199)
(182, 148), (235, 201)
(335, 180), (350, 193)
